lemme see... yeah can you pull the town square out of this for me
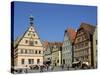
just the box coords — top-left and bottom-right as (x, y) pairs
(11, 1), (97, 74)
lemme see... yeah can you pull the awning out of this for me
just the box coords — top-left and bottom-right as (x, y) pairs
(82, 62), (89, 65)
(72, 61), (80, 64)
(13, 66), (28, 69)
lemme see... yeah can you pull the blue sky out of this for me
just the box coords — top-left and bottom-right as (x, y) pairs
(13, 1), (97, 42)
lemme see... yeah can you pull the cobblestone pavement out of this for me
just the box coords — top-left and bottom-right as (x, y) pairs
(14, 66), (89, 74)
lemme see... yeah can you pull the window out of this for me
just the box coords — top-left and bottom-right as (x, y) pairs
(29, 50), (31, 54)
(78, 31), (81, 34)
(25, 40), (28, 43)
(35, 50), (37, 54)
(79, 43), (83, 48)
(28, 59), (34, 64)
(37, 59), (40, 64)
(32, 59), (34, 64)
(82, 36), (84, 40)
(85, 35), (87, 39)
(30, 28), (32, 30)
(63, 59), (65, 64)
(57, 60), (59, 63)
(21, 49), (23, 53)
(33, 34), (35, 36)
(21, 59), (24, 64)
(29, 41), (34, 46)
(85, 42), (88, 46)
(28, 59), (31, 64)
(75, 45), (77, 49)
(32, 50), (34, 54)
(39, 51), (41, 54)
(25, 49), (27, 54)
(77, 38), (81, 42)
(85, 56), (88, 59)
(35, 41), (38, 44)
(48, 58), (50, 60)
(28, 33), (30, 36)
(96, 40), (97, 45)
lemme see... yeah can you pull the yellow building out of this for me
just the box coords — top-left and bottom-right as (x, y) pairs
(12, 16), (44, 72)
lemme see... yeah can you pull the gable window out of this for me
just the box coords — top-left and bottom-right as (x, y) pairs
(28, 33), (30, 36)
(29, 41), (34, 46)
(31, 28), (32, 30)
(25, 40), (28, 43)
(35, 41), (38, 44)
(33, 34), (35, 36)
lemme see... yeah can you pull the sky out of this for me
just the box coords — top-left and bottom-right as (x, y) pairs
(12, 1), (97, 42)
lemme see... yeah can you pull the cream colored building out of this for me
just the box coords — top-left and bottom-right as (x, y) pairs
(12, 16), (44, 71)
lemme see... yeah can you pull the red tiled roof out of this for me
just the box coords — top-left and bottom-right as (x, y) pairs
(73, 23), (96, 42)
(43, 41), (62, 50)
(65, 28), (76, 43)
(42, 40), (49, 50)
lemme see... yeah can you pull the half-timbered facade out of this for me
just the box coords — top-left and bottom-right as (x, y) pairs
(73, 23), (95, 67)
